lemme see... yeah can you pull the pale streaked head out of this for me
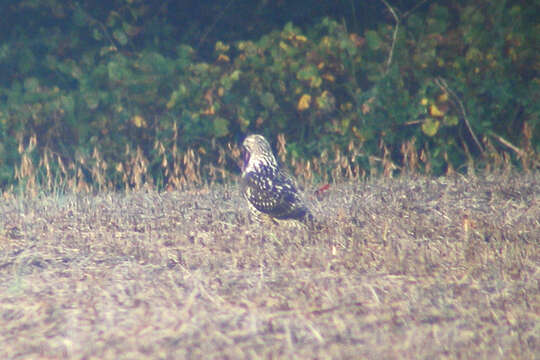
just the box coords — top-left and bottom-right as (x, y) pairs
(241, 134), (278, 174)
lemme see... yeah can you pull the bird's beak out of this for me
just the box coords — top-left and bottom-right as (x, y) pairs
(241, 146), (250, 172)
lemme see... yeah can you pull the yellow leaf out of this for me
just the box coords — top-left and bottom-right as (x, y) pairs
(321, 36), (332, 48)
(297, 94), (311, 111)
(166, 91), (178, 109)
(294, 35), (307, 42)
(438, 93), (448, 103)
(322, 74), (335, 82)
(215, 41), (230, 52)
(238, 116), (250, 129)
(430, 104), (445, 117)
(352, 126), (364, 140)
(202, 106), (215, 115)
(132, 115), (147, 128)
(317, 62), (325, 70)
(420, 98), (429, 106)
(341, 102), (353, 111)
(217, 54), (230, 62)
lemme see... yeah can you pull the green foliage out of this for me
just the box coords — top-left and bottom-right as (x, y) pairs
(0, 0), (537, 190)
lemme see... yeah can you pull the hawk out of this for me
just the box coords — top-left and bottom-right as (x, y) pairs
(240, 134), (314, 226)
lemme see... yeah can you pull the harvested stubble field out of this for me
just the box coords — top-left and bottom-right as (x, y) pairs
(0, 173), (538, 359)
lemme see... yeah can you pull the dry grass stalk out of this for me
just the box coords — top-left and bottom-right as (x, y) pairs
(5, 125), (538, 194)
(401, 137), (418, 174)
(0, 173), (537, 358)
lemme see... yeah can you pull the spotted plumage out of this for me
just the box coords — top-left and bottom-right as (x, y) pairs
(241, 134), (313, 226)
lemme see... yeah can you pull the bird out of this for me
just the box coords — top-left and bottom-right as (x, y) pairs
(240, 134), (314, 227)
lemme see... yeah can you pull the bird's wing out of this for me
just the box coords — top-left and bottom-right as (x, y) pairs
(242, 170), (308, 220)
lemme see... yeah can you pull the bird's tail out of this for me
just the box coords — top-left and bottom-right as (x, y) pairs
(301, 210), (322, 232)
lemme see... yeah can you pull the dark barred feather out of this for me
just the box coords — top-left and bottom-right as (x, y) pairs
(241, 134), (314, 226)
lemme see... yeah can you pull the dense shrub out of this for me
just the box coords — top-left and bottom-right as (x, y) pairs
(0, 0), (537, 190)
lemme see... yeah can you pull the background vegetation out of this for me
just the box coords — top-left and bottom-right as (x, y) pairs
(0, 0), (538, 191)
(1, 3), (537, 357)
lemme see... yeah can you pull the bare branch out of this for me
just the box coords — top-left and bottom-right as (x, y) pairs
(489, 133), (540, 167)
(381, 0), (400, 73)
(489, 133), (525, 156)
(402, 0), (431, 19)
(198, 0), (236, 50)
(434, 77), (484, 154)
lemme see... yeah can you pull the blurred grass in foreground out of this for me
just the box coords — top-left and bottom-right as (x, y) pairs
(0, 173), (538, 358)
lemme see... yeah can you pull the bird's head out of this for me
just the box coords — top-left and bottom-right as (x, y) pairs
(241, 134), (278, 174)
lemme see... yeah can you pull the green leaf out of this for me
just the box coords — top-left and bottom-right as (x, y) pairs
(176, 45), (194, 60)
(365, 30), (381, 50)
(426, 18), (447, 34)
(113, 29), (128, 46)
(18, 48), (36, 74)
(73, 7), (88, 27)
(0, 43), (10, 61)
(509, 5), (521, 17)
(60, 95), (75, 113)
(107, 56), (130, 82)
(428, 5), (449, 33)
(297, 65), (321, 87)
(316, 91), (335, 112)
(92, 28), (103, 41)
(282, 22), (297, 36)
(260, 92), (275, 110)
(422, 118), (440, 136)
(444, 115), (459, 126)
(230, 70), (241, 81)
(220, 70), (242, 90)
(23, 78), (39, 92)
(339, 38), (357, 56)
(213, 117), (229, 137)
(407, 14), (424, 36)
(465, 48), (482, 63)
(84, 92), (100, 110)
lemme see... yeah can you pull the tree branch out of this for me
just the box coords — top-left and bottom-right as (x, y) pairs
(434, 77), (484, 154)
(381, 0), (400, 73)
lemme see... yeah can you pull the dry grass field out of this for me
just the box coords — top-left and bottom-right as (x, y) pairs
(0, 173), (538, 359)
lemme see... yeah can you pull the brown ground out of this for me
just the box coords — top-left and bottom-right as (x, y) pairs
(0, 173), (538, 359)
